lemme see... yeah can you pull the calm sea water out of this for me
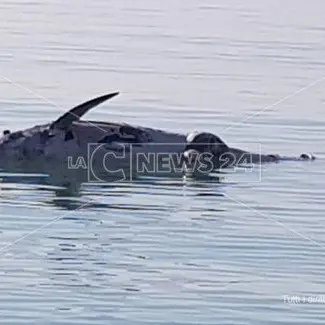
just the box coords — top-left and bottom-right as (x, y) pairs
(0, 0), (325, 324)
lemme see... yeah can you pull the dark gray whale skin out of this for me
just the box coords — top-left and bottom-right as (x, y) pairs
(0, 92), (316, 186)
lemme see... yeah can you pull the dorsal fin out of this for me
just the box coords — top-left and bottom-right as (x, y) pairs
(50, 92), (119, 130)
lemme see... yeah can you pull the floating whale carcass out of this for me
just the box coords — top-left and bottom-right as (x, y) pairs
(0, 92), (315, 185)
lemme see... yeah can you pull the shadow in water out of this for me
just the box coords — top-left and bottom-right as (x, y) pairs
(0, 171), (227, 211)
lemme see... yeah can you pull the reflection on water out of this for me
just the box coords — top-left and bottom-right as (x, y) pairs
(0, 171), (226, 210)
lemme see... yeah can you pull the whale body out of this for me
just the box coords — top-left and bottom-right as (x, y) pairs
(0, 92), (315, 186)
